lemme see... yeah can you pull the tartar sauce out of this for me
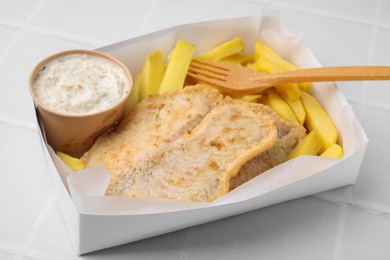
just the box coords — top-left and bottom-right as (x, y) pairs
(33, 53), (130, 115)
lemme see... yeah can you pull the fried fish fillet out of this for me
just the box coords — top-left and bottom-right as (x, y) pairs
(81, 84), (223, 177)
(106, 97), (277, 201)
(229, 102), (307, 190)
(81, 84), (305, 202)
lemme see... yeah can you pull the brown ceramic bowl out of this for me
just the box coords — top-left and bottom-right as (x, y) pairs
(29, 49), (133, 158)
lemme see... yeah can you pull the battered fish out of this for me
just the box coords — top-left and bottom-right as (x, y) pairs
(229, 102), (307, 190)
(81, 84), (223, 177)
(106, 97), (277, 201)
(81, 84), (306, 202)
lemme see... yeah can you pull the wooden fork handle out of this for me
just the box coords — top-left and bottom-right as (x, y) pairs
(257, 66), (390, 84)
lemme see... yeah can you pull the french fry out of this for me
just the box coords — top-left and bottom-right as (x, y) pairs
(219, 54), (253, 65)
(253, 56), (301, 101)
(123, 73), (141, 117)
(299, 82), (311, 92)
(253, 39), (311, 99)
(158, 40), (195, 94)
(287, 131), (323, 160)
(300, 91), (338, 152)
(254, 40), (296, 69)
(261, 88), (298, 122)
(139, 51), (165, 100)
(56, 151), (85, 171)
(320, 143), (344, 158)
(197, 37), (244, 61)
(254, 53), (295, 72)
(284, 96), (306, 125)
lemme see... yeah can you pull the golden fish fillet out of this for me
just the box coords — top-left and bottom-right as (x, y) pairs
(81, 84), (306, 202)
(229, 102), (307, 190)
(81, 84), (223, 177)
(106, 97), (277, 201)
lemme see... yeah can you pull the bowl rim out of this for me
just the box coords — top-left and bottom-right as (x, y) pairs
(28, 49), (133, 118)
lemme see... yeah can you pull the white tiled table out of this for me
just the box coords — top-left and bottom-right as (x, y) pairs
(1, 0), (390, 259)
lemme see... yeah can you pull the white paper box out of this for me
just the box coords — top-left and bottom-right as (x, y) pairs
(34, 13), (368, 255)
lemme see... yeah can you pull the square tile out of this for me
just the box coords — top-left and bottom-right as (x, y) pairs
(29, 0), (156, 45)
(371, 27), (390, 66)
(0, 250), (14, 260)
(278, 9), (372, 101)
(279, 9), (372, 66)
(0, 0), (42, 25)
(0, 123), (53, 246)
(140, 0), (270, 34)
(362, 27), (390, 105)
(346, 105), (390, 213)
(338, 206), (390, 259)
(0, 25), (18, 58)
(274, 0), (378, 22)
(378, 0), (390, 26)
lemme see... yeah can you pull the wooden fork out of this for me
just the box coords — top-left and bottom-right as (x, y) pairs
(187, 58), (390, 95)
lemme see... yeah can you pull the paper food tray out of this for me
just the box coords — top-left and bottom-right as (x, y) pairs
(34, 12), (368, 255)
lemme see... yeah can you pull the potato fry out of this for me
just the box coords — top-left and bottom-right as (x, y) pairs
(254, 39), (311, 97)
(219, 54), (253, 65)
(284, 95), (306, 125)
(253, 54), (295, 73)
(320, 143), (344, 158)
(300, 91), (338, 152)
(139, 50), (165, 100)
(261, 88), (298, 122)
(287, 131), (323, 160)
(253, 56), (301, 101)
(123, 73), (141, 117)
(299, 82), (311, 92)
(254, 39), (296, 69)
(197, 37), (244, 61)
(158, 40), (195, 94)
(56, 151), (85, 171)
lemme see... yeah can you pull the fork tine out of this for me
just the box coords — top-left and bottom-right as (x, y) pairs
(191, 59), (229, 75)
(187, 71), (226, 87)
(188, 66), (227, 81)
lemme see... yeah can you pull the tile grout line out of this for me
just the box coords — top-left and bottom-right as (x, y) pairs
(0, 0), (50, 132)
(15, 191), (57, 260)
(366, 0), (383, 65)
(24, 0), (101, 47)
(0, 0), (46, 64)
(24, 0), (48, 25)
(313, 193), (390, 217)
(359, 0), (383, 103)
(24, 25), (102, 47)
(136, 0), (159, 36)
(177, 229), (192, 260)
(272, 1), (378, 26)
(0, 243), (23, 256)
(0, 28), (23, 64)
(0, 115), (37, 131)
(331, 188), (350, 260)
(0, 20), (102, 47)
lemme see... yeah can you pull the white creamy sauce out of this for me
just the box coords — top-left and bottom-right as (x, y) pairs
(33, 53), (129, 115)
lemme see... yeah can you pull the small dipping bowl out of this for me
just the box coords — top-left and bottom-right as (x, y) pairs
(29, 49), (133, 158)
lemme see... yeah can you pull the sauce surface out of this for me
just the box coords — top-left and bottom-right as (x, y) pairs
(33, 53), (130, 115)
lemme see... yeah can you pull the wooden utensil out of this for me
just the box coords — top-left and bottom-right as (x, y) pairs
(187, 58), (390, 95)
